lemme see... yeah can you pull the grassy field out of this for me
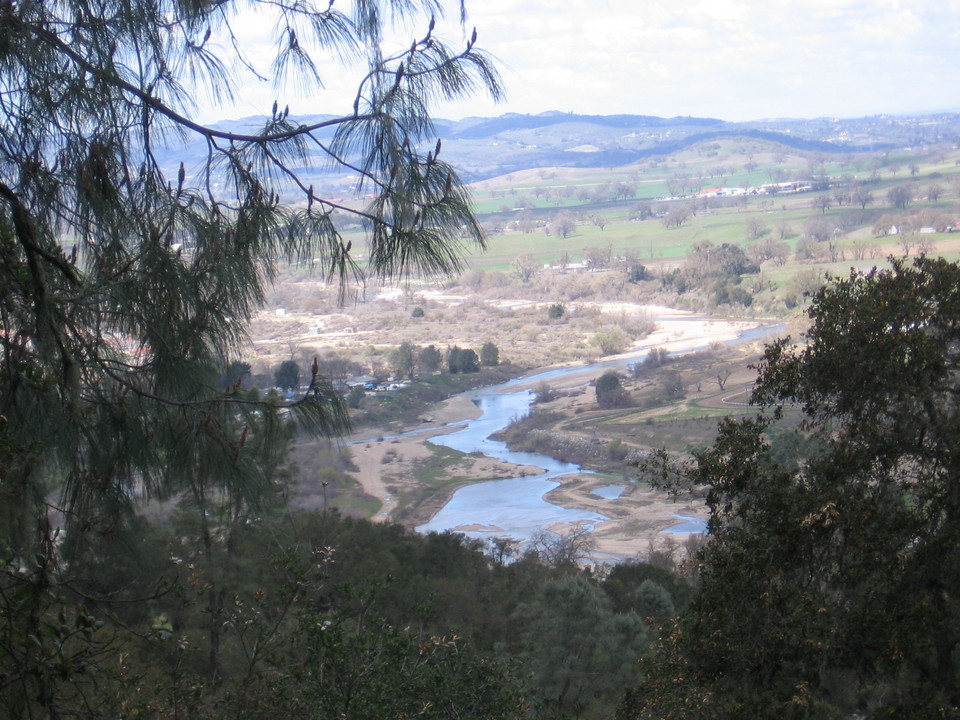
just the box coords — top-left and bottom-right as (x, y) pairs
(456, 136), (960, 281)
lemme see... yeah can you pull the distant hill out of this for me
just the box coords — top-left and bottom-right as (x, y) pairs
(168, 111), (960, 190)
(425, 111), (960, 181)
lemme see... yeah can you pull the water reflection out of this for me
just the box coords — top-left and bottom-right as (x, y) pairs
(663, 515), (709, 534)
(592, 485), (626, 500)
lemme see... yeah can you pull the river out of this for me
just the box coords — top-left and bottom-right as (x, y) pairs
(415, 318), (784, 548)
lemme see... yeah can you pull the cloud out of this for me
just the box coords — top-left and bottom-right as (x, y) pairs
(199, 0), (958, 124)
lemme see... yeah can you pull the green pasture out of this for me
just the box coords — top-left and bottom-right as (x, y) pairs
(340, 137), (960, 293)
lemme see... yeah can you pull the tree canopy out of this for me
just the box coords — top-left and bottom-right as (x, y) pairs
(0, 1), (502, 715)
(1, 0), (501, 542)
(625, 257), (960, 718)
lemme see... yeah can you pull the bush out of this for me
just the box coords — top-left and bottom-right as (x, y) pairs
(533, 381), (558, 404)
(630, 347), (671, 378)
(596, 371), (630, 408)
(346, 385), (366, 409)
(593, 330), (626, 356)
(480, 342), (499, 367)
(447, 346), (480, 374)
(410, 306), (425, 318)
(607, 439), (629, 462)
(547, 303), (565, 320)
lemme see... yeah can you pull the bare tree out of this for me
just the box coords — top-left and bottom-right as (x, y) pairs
(746, 217), (768, 239)
(852, 185), (875, 210)
(662, 204), (692, 228)
(851, 240), (869, 261)
(526, 527), (596, 566)
(550, 210), (577, 238)
(513, 253), (540, 282)
(715, 366), (733, 391)
(887, 185), (914, 210)
(776, 219), (794, 239)
(915, 236), (937, 256)
(804, 217), (833, 243)
(583, 244), (613, 269)
(899, 234), (914, 257)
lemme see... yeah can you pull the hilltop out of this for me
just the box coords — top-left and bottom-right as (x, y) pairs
(170, 110), (960, 189)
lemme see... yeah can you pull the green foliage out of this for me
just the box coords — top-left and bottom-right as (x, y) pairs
(602, 562), (694, 617)
(480, 341), (500, 366)
(634, 580), (676, 625)
(418, 344), (443, 374)
(447, 346), (480, 373)
(346, 384), (366, 408)
(593, 330), (626, 356)
(388, 341), (417, 379)
(628, 257), (960, 718)
(0, 0), (504, 715)
(596, 370), (629, 408)
(626, 261), (651, 283)
(235, 602), (521, 720)
(411, 306), (425, 318)
(274, 358), (300, 390)
(509, 575), (649, 719)
(547, 302), (566, 320)
(220, 360), (252, 389)
(712, 278), (753, 307)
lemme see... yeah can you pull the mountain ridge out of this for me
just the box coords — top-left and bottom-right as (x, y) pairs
(168, 110), (960, 189)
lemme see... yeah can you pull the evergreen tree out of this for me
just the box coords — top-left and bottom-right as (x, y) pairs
(0, 1), (501, 715)
(480, 341), (500, 366)
(596, 370), (628, 408)
(512, 575), (649, 719)
(418, 344), (443, 374)
(220, 361), (252, 389)
(447, 345), (480, 373)
(274, 359), (300, 391)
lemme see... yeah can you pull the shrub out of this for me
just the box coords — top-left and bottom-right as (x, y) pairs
(480, 342), (500, 367)
(607, 439), (629, 462)
(593, 330), (626, 356)
(346, 385), (366, 409)
(533, 381), (557, 404)
(596, 371), (629, 408)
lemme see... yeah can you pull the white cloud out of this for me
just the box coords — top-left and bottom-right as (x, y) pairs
(199, 0), (959, 124)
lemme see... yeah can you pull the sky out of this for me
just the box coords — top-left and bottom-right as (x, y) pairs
(204, 0), (960, 124)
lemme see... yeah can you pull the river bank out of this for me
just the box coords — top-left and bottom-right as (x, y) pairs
(342, 309), (764, 561)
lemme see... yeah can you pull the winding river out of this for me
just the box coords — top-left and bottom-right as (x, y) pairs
(415, 319), (783, 546)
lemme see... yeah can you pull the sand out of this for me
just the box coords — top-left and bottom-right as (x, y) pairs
(344, 309), (752, 560)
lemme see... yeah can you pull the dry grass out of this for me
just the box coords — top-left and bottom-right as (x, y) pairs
(244, 268), (675, 377)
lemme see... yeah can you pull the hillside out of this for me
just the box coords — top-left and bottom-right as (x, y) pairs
(172, 110), (960, 189)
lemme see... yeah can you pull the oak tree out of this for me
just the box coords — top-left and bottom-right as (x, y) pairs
(625, 257), (960, 718)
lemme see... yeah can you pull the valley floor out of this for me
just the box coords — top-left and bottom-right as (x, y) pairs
(343, 309), (758, 561)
